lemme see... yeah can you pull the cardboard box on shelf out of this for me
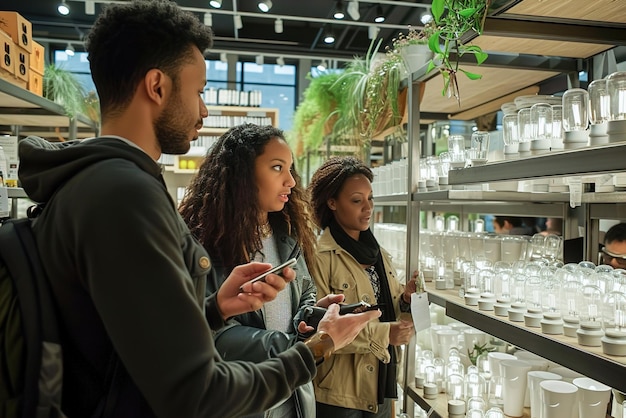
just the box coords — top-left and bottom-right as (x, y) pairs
(0, 29), (14, 77)
(14, 43), (28, 82)
(0, 11), (32, 52)
(27, 68), (42, 96)
(30, 40), (44, 74)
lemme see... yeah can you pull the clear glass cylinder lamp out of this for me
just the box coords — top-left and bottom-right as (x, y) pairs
(530, 103), (552, 151)
(606, 71), (626, 142)
(588, 78), (610, 144)
(516, 107), (532, 152)
(562, 88), (590, 146)
(551, 104), (564, 149)
(502, 113), (520, 154)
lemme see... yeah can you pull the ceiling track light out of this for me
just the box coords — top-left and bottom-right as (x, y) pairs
(374, 5), (385, 23)
(257, 0), (273, 13)
(317, 60), (327, 71)
(274, 18), (283, 34)
(234, 14), (243, 30)
(57, 0), (70, 16)
(420, 10), (433, 24)
(368, 25), (379, 40)
(323, 27), (335, 44)
(209, 0), (223, 9)
(220, 52), (227, 62)
(333, 1), (345, 20)
(255, 55), (264, 65)
(276, 56), (285, 67)
(204, 12), (213, 26)
(85, 1), (95, 15)
(65, 43), (75, 56)
(347, 1), (360, 21)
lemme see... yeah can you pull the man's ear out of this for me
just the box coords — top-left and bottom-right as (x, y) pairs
(144, 68), (167, 105)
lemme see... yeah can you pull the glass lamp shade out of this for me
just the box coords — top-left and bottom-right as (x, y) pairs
(580, 284), (603, 322)
(530, 103), (553, 141)
(562, 88), (590, 143)
(551, 104), (563, 139)
(511, 273), (527, 304)
(517, 107), (533, 143)
(602, 290), (626, 332)
(588, 78), (610, 124)
(606, 71), (626, 142)
(607, 71), (626, 121)
(446, 215), (460, 232)
(562, 280), (583, 317)
(479, 269), (496, 296)
(502, 113), (519, 153)
(524, 275), (542, 309)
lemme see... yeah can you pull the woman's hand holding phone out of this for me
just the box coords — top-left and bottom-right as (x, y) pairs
(217, 261), (296, 320)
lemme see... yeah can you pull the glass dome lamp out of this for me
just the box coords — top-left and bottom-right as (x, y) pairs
(447, 134), (467, 169)
(562, 280), (583, 337)
(438, 152), (451, 188)
(606, 71), (626, 142)
(446, 215), (460, 232)
(447, 373), (467, 417)
(562, 88), (590, 147)
(579, 284), (603, 323)
(601, 290), (626, 356)
(516, 107), (533, 153)
(550, 104), (564, 149)
(502, 113), (520, 155)
(588, 78), (610, 144)
(530, 102), (553, 152)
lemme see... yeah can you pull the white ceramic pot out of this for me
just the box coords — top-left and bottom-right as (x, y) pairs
(540, 380), (578, 418)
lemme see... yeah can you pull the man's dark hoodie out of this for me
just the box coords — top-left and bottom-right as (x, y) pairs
(18, 136), (316, 417)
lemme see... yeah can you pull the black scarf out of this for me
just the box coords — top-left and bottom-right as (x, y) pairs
(328, 218), (398, 402)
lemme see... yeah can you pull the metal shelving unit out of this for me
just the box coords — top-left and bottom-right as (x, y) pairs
(0, 78), (98, 141)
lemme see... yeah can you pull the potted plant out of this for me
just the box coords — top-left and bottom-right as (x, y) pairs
(389, 23), (436, 75)
(43, 63), (98, 121)
(425, 0), (490, 104)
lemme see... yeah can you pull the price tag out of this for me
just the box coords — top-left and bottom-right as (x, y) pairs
(411, 292), (431, 332)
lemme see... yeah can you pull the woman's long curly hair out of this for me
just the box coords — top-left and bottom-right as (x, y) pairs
(179, 123), (317, 268)
(307, 156), (374, 231)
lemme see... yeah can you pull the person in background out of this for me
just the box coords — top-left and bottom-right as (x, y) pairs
(180, 123), (320, 418)
(602, 223), (626, 269)
(492, 216), (533, 235)
(540, 218), (563, 236)
(17, 2), (380, 416)
(307, 156), (417, 418)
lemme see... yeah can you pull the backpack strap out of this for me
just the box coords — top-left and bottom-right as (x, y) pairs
(0, 218), (66, 418)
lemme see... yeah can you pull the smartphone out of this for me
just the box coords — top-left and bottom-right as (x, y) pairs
(338, 301), (382, 315)
(239, 258), (298, 291)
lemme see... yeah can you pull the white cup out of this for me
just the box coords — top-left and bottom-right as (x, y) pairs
(500, 359), (532, 417)
(540, 380), (578, 418)
(514, 352), (550, 408)
(527, 371), (562, 418)
(487, 352), (516, 377)
(573, 377), (611, 418)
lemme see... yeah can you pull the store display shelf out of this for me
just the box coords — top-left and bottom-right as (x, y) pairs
(426, 286), (626, 393)
(0, 78), (97, 131)
(373, 193), (409, 205)
(404, 385), (531, 418)
(448, 144), (626, 185)
(414, 190), (571, 203)
(7, 187), (27, 198)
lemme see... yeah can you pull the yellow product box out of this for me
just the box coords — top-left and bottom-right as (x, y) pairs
(14, 43), (28, 82)
(30, 39), (44, 74)
(0, 11), (32, 52)
(0, 29), (14, 77)
(28, 68), (42, 96)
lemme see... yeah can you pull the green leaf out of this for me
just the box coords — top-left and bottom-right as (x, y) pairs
(427, 60), (437, 73)
(460, 69), (483, 80)
(431, 0), (445, 23)
(459, 7), (478, 18)
(428, 32), (442, 54)
(475, 51), (488, 65)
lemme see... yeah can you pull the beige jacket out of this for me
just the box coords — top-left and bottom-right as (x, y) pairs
(308, 227), (405, 413)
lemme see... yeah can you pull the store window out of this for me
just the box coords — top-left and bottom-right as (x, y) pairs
(53, 51), (297, 131)
(236, 61), (296, 131)
(53, 50), (96, 94)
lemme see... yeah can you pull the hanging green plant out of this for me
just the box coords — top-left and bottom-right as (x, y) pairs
(42, 63), (89, 118)
(425, 0), (490, 104)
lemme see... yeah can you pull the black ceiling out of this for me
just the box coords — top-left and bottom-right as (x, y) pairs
(8, 0), (434, 64)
